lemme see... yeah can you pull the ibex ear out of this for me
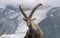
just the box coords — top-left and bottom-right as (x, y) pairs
(33, 18), (36, 21)
(39, 3), (42, 6)
(23, 18), (27, 21)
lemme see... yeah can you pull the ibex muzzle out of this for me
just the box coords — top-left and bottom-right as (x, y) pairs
(19, 3), (43, 38)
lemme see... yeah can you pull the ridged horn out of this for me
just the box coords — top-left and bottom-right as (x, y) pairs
(29, 3), (42, 18)
(19, 5), (27, 18)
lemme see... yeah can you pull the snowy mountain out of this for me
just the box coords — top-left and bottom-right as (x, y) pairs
(0, 3), (60, 38)
(39, 7), (60, 38)
(0, 5), (20, 36)
(0, 4), (49, 38)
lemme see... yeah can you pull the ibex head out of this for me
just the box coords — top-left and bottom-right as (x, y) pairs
(19, 3), (42, 28)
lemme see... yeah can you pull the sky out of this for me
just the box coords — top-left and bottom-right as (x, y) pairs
(0, 0), (60, 8)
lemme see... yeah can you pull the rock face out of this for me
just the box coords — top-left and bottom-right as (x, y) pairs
(39, 7), (60, 38)
(0, 5), (19, 36)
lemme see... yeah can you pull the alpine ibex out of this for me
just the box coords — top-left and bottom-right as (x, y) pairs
(19, 3), (43, 38)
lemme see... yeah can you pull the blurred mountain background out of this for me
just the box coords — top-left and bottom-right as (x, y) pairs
(0, 0), (60, 38)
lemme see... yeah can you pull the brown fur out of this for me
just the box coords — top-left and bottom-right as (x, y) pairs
(19, 3), (43, 38)
(24, 18), (43, 38)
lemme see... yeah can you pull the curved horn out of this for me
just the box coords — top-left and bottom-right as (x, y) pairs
(19, 5), (27, 18)
(29, 3), (42, 18)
